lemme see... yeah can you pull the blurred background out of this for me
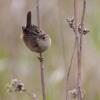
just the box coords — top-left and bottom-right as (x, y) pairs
(0, 0), (100, 100)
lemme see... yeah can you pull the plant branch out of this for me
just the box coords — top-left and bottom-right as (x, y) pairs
(79, 0), (86, 99)
(39, 53), (46, 100)
(36, 0), (46, 100)
(80, 0), (86, 54)
(73, 0), (82, 100)
(66, 39), (77, 83)
(57, 1), (76, 100)
(74, 0), (86, 100)
(36, 0), (40, 28)
(66, 39), (77, 100)
(66, 0), (87, 100)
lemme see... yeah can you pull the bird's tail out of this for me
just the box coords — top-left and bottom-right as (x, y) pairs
(26, 11), (32, 28)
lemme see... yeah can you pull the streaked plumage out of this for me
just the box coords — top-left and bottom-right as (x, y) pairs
(22, 11), (51, 53)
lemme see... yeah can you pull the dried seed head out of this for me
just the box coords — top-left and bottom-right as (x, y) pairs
(66, 17), (75, 29)
(68, 88), (85, 99)
(78, 24), (90, 35)
(7, 79), (25, 92)
(68, 88), (78, 99)
(83, 28), (90, 35)
(15, 82), (25, 92)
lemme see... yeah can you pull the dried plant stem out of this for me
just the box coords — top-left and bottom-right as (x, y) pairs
(80, 0), (86, 63)
(39, 53), (46, 100)
(36, 0), (46, 100)
(66, 39), (77, 100)
(67, 39), (76, 82)
(79, 0), (86, 99)
(74, 0), (86, 100)
(80, 0), (86, 60)
(36, 0), (40, 27)
(57, 1), (77, 100)
(74, 0), (82, 100)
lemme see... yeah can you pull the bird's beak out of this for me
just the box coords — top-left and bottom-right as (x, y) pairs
(22, 26), (25, 31)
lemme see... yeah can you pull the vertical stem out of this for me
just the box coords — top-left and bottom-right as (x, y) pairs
(39, 53), (46, 100)
(57, 1), (77, 100)
(74, 0), (82, 100)
(80, 0), (86, 58)
(79, 0), (86, 99)
(36, 0), (40, 28)
(36, 0), (46, 100)
(80, 0), (86, 56)
(66, 39), (77, 100)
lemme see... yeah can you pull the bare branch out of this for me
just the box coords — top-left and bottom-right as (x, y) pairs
(78, 0), (86, 99)
(74, 0), (83, 100)
(36, 0), (40, 28)
(38, 53), (46, 100)
(66, 39), (77, 100)
(36, 0), (46, 100)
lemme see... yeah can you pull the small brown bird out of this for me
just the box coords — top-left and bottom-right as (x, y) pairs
(22, 11), (51, 53)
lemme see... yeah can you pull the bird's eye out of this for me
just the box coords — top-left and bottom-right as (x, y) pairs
(42, 36), (45, 40)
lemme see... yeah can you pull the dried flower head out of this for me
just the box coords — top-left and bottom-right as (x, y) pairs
(7, 79), (25, 92)
(68, 88), (78, 99)
(68, 88), (85, 99)
(66, 17), (75, 30)
(83, 28), (90, 35)
(78, 24), (90, 35)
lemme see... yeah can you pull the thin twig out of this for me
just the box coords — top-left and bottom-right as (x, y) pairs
(79, 0), (86, 99)
(36, 0), (40, 28)
(57, 1), (78, 100)
(66, 39), (77, 100)
(73, 0), (83, 100)
(66, 39), (77, 83)
(36, 0), (46, 100)
(74, 0), (78, 36)
(80, 0), (86, 57)
(74, 0), (86, 100)
(80, 0), (86, 54)
(39, 53), (46, 100)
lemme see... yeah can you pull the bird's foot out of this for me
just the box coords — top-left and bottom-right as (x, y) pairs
(38, 56), (44, 62)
